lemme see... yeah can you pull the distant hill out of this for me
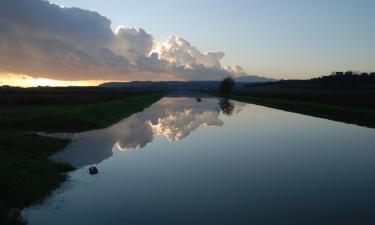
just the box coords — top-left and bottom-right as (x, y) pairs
(100, 81), (223, 90)
(235, 75), (276, 83)
(100, 77), (275, 91)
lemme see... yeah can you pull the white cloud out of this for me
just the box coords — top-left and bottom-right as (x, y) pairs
(113, 27), (154, 61)
(155, 36), (225, 69)
(225, 65), (246, 75)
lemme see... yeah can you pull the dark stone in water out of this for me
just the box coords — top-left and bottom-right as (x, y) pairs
(89, 166), (98, 175)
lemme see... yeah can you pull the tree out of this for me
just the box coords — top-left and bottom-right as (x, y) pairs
(219, 77), (235, 94)
(219, 98), (235, 115)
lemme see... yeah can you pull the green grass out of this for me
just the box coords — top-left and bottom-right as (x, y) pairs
(0, 133), (73, 224)
(0, 92), (166, 132)
(0, 92), (166, 224)
(226, 94), (375, 128)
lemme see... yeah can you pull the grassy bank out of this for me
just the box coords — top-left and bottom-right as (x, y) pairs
(237, 86), (375, 110)
(0, 92), (166, 224)
(0, 133), (73, 224)
(0, 92), (166, 132)
(226, 94), (375, 129)
(0, 87), (158, 106)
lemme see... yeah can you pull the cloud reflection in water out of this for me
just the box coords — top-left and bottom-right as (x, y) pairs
(52, 96), (244, 167)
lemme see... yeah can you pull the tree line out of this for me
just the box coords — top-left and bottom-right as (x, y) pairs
(279, 71), (375, 89)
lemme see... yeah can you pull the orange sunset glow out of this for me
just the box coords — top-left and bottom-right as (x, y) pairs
(0, 74), (111, 87)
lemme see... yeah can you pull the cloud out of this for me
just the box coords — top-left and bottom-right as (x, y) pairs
(113, 27), (154, 61)
(225, 65), (246, 75)
(155, 36), (225, 69)
(0, 0), (129, 80)
(0, 0), (248, 81)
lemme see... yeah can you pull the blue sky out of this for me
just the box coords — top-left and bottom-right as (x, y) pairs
(49, 0), (375, 79)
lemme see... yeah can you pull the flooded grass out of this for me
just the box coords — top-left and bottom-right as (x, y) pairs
(0, 133), (73, 224)
(0, 92), (166, 224)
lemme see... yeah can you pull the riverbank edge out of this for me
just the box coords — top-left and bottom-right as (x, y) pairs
(0, 92), (166, 225)
(224, 94), (375, 129)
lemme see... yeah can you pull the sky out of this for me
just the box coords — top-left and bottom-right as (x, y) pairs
(0, 0), (374, 86)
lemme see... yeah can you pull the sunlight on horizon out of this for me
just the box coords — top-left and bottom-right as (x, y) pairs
(0, 74), (114, 87)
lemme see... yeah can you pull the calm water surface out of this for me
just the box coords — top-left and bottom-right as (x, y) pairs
(23, 95), (375, 225)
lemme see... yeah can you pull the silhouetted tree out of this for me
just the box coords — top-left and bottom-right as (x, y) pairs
(281, 70), (375, 89)
(219, 98), (235, 115)
(344, 71), (353, 76)
(219, 77), (235, 94)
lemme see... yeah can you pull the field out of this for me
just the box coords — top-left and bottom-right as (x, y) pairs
(0, 90), (166, 224)
(0, 91), (166, 132)
(0, 87), (157, 106)
(228, 85), (375, 128)
(237, 85), (375, 109)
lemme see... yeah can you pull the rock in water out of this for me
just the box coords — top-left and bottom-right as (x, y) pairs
(89, 166), (98, 175)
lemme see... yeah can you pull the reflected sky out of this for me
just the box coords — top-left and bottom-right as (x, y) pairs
(52, 96), (244, 167)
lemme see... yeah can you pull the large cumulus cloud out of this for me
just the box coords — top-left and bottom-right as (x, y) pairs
(156, 36), (225, 69)
(112, 27), (153, 61)
(0, 0), (247, 81)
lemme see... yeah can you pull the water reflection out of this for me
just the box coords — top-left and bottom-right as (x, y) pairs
(219, 98), (235, 115)
(24, 96), (375, 225)
(53, 96), (244, 167)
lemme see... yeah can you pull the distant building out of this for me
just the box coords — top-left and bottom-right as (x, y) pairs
(335, 72), (344, 76)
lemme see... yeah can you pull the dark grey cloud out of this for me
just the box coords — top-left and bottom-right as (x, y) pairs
(0, 0), (249, 81)
(0, 0), (113, 47)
